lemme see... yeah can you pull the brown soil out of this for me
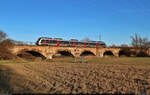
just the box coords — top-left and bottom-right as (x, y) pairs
(1, 62), (150, 94)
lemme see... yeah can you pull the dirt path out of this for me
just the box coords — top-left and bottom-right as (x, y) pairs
(1, 62), (150, 94)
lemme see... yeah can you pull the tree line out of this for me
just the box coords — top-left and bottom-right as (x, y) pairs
(109, 33), (150, 49)
(131, 33), (150, 50)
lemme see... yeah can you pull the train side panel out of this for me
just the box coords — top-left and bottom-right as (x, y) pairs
(36, 38), (106, 47)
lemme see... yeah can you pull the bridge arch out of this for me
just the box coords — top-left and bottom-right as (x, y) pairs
(55, 50), (74, 57)
(80, 50), (95, 56)
(136, 51), (148, 57)
(17, 49), (46, 60)
(103, 51), (114, 57)
(119, 50), (131, 57)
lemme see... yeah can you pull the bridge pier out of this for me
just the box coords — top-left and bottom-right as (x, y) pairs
(113, 52), (119, 57)
(147, 48), (150, 56)
(114, 54), (119, 57)
(99, 52), (104, 57)
(46, 54), (54, 59)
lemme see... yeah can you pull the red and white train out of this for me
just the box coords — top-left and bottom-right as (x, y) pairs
(36, 37), (106, 48)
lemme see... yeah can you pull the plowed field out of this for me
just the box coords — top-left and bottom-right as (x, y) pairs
(1, 57), (150, 94)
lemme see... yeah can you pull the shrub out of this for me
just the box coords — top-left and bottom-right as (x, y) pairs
(0, 30), (17, 60)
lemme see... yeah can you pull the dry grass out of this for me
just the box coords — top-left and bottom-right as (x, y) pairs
(1, 57), (150, 94)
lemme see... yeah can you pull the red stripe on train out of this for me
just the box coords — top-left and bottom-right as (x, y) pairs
(96, 42), (98, 48)
(84, 42), (86, 47)
(73, 41), (76, 47)
(57, 40), (60, 46)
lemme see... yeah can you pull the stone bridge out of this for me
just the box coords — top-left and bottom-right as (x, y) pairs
(10, 46), (150, 59)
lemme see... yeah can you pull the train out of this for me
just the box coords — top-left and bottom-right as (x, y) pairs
(36, 37), (106, 48)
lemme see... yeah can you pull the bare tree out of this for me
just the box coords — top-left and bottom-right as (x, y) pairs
(131, 33), (150, 57)
(131, 33), (150, 48)
(0, 30), (7, 41)
(120, 44), (128, 47)
(141, 37), (150, 49)
(131, 33), (139, 48)
(109, 44), (118, 48)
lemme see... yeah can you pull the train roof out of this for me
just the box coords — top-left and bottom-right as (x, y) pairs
(39, 37), (52, 39)
(70, 39), (78, 41)
(97, 41), (105, 43)
(54, 38), (63, 40)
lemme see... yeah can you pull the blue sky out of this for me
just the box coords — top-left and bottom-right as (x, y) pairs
(0, 0), (150, 45)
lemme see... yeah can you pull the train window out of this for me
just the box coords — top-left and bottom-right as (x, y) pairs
(76, 42), (79, 45)
(89, 43), (92, 45)
(70, 42), (74, 44)
(46, 40), (49, 43)
(64, 41), (69, 44)
(77, 42), (81, 45)
(81, 42), (84, 45)
(49, 40), (53, 43)
(78, 42), (84, 45)
(59, 41), (64, 44)
(89, 43), (96, 45)
(53, 40), (57, 43)
(98, 43), (103, 45)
